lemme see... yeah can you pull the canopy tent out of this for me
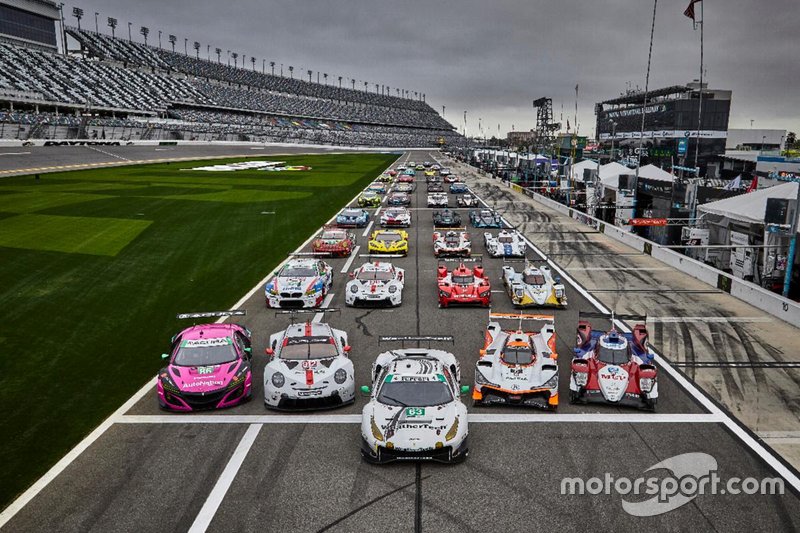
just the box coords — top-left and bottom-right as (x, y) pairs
(568, 159), (600, 181)
(638, 164), (676, 183)
(599, 162), (636, 191)
(697, 181), (797, 226)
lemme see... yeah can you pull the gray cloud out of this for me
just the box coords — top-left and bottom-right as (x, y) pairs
(66, 0), (799, 136)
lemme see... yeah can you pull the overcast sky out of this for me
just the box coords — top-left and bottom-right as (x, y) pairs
(66, 0), (799, 137)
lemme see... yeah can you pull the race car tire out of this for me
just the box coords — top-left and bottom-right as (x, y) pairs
(569, 390), (582, 404)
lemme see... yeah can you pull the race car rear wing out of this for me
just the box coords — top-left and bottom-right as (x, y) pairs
(433, 226), (468, 231)
(176, 310), (246, 319)
(578, 311), (647, 323)
(438, 254), (483, 264)
(275, 308), (340, 323)
(489, 312), (555, 322)
(379, 335), (455, 348)
(290, 252), (334, 257)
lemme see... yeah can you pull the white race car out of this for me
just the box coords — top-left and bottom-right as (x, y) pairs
(501, 261), (567, 308)
(457, 193), (480, 208)
(346, 261), (405, 307)
(380, 207), (412, 228)
(264, 317), (354, 410)
(427, 192), (448, 208)
(484, 229), (527, 257)
(473, 313), (559, 409)
(433, 229), (471, 257)
(264, 258), (332, 308)
(361, 339), (470, 463)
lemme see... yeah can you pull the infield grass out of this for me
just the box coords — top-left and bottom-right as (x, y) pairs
(0, 152), (398, 510)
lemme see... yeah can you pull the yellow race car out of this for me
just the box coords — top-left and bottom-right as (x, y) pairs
(424, 169), (437, 177)
(368, 229), (409, 256)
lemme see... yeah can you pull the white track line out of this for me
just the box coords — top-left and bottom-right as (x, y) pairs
(340, 247), (360, 273)
(115, 413), (721, 424)
(313, 293), (335, 323)
(0, 154), (402, 527)
(566, 267), (671, 271)
(188, 423), (262, 533)
(648, 316), (771, 323)
(0, 151), (31, 156)
(465, 164), (800, 493)
(361, 221), (374, 238)
(374, 205), (382, 216)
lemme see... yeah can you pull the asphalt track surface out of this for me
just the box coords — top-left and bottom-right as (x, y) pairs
(2, 149), (800, 532)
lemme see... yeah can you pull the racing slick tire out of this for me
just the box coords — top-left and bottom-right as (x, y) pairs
(569, 390), (583, 404)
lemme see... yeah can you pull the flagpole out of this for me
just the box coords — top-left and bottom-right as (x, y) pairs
(635, 0), (658, 200)
(693, 0), (704, 173)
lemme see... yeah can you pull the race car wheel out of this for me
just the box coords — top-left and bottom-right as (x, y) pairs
(569, 390), (582, 404)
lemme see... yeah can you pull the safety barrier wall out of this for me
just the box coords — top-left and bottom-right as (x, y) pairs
(465, 165), (800, 328)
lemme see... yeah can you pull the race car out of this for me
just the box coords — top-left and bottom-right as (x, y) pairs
(376, 174), (394, 183)
(264, 258), (332, 308)
(158, 311), (253, 411)
(336, 208), (369, 228)
(469, 208), (503, 228)
(427, 192), (448, 208)
(394, 182), (415, 193)
(473, 313), (559, 409)
(360, 340), (470, 463)
(415, 164), (425, 170)
(367, 182), (387, 194)
(432, 208), (462, 227)
(427, 182), (445, 193)
(443, 174), (459, 183)
(457, 193), (479, 207)
(368, 229), (409, 256)
(433, 229), (471, 257)
(397, 172), (416, 183)
(311, 226), (356, 257)
(396, 164), (407, 171)
(501, 261), (567, 308)
(437, 260), (491, 307)
(439, 167), (452, 177)
(406, 161), (416, 168)
(424, 169), (437, 178)
(346, 261), (405, 307)
(358, 191), (383, 208)
(264, 315), (355, 410)
(380, 207), (412, 228)
(387, 192), (411, 206)
(449, 183), (468, 194)
(432, 164), (441, 171)
(569, 312), (658, 410)
(423, 161), (433, 168)
(484, 229), (527, 257)
(387, 169), (398, 177)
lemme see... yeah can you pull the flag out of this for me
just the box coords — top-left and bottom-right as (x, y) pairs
(746, 175), (758, 193)
(684, 0), (702, 21)
(723, 175), (741, 190)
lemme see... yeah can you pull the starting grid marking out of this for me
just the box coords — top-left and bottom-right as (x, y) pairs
(116, 413), (724, 424)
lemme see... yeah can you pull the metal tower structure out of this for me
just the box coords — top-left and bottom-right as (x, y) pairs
(533, 97), (560, 153)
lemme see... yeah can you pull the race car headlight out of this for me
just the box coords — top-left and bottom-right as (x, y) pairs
(388, 285), (398, 294)
(445, 417), (459, 441)
(350, 285), (359, 294)
(266, 284), (278, 295)
(439, 290), (448, 297)
(474, 369), (498, 388)
(271, 372), (285, 388)
(544, 373), (559, 389)
(479, 289), (491, 298)
(334, 368), (348, 384)
(371, 416), (384, 442)
(555, 288), (564, 298)
(574, 371), (588, 387)
(639, 377), (654, 392)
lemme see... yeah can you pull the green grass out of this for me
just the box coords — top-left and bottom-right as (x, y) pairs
(0, 152), (398, 510)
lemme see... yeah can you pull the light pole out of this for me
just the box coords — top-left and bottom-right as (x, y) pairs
(442, 105), (445, 117)
(609, 120), (617, 161)
(338, 76), (342, 88)
(94, 12), (98, 32)
(251, 57), (256, 71)
(184, 38), (188, 56)
(288, 66), (294, 78)
(168, 34), (176, 53)
(216, 48), (221, 63)
(140, 26), (149, 46)
(158, 30), (162, 49)
(262, 59), (265, 73)
(270, 61), (275, 75)
(364, 81), (368, 92)
(107, 17), (117, 39)
(762, 135), (767, 152)
(232, 52), (238, 67)
(324, 73), (328, 85)
(72, 7), (83, 30)
(127, 22), (131, 41)
(351, 79), (355, 90)
(193, 41), (200, 59)
(307, 69), (312, 82)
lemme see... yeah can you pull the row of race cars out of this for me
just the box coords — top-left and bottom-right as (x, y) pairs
(155, 159), (660, 464)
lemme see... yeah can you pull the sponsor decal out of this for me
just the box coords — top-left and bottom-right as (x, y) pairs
(405, 407), (426, 417)
(301, 360), (318, 369)
(183, 338), (231, 348)
(184, 380), (224, 388)
(43, 140), (124, 146)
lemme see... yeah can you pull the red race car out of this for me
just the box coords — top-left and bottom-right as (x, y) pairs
(311, 226), (356, 257)
(437, 260), (491, 308)
(396, 174), (415, 184)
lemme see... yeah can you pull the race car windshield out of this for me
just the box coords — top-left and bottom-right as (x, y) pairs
(321, 231), (346, 240)
(598, 346), (629, 365)
(341, 210), (362, 217)
(387, 209), (405, 216)
(498, 235), (513, 243)
(378, 234), (403, 243)
(281, 336), (339, 359)
(280, 265), (316, 277)
(378, 381), (453, 407)
(445, 235), (460, 246)
(503, 346), (534, 365)
(357, 269), (393, 281)
(173, 341), (237, 366)
(452, 275), (474, 284)
(524, 274), (546, 285)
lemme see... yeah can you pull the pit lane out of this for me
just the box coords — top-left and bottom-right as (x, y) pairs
(3, 149), (799, 533)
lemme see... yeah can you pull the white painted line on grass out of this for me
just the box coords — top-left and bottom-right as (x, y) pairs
(361, 221), (374, 238)
(340, 247), (360, 273)
(188, 423), (262, 533)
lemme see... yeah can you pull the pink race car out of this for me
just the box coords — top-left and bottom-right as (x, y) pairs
(158, 311), (253, 411)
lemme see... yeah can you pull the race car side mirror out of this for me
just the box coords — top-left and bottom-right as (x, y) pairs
(244, 347), (252, 354)
(343, 345), (352, 353)
(349, 272), (355, 279)
(573, 348), (581, 355)
(265, 348), (275, 356)
(161, 353), (169, 360)
(360, 385), (371, 395)
(460, 385), (470, 396)
(479, 349), (486, 357)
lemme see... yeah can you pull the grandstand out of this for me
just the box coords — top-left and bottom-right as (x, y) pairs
(0, 26), (464, 147)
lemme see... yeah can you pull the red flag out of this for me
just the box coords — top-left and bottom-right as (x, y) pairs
(684, 0), (702, 20)
(746, 175), (758, 193)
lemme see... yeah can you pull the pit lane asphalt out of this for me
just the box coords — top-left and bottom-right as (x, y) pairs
(4, 149), (799, 532)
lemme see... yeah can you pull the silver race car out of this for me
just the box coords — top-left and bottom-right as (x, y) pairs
(501, 261), (567, 308)
(380, 207), (412, 228)
(473, 313), (559, 409)
(346, 261), (405, 307)
(427, 192), (448, 208)
(361, 337), (470, 464)
(433, 229), (471, 257)
(484, 229), (527, 257)
(264, 312), (354, 410)
(264, 258), (333, 308)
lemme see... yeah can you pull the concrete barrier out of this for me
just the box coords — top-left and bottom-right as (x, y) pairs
(472, 169), (800, 328)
